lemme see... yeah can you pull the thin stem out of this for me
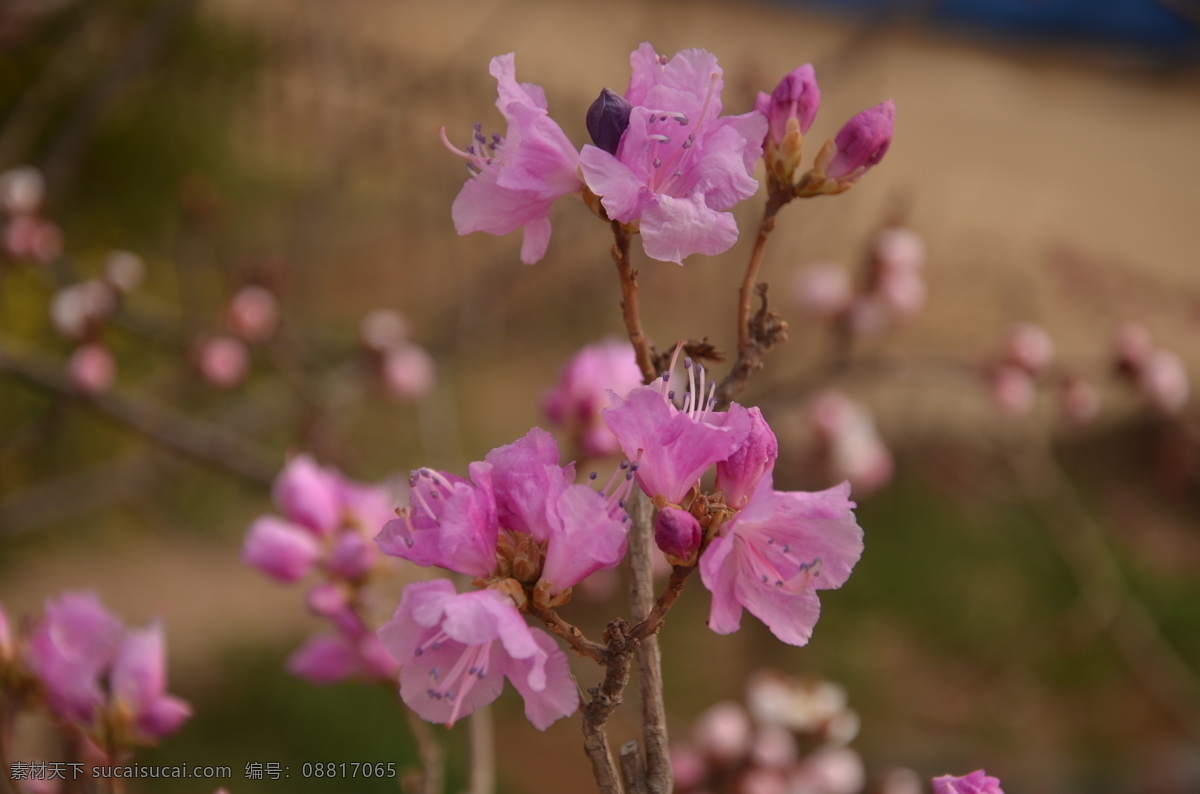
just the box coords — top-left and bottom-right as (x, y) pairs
(629, 565), (696, 643)
(529, 606), (607, 663)
(619, 741), (648, 794)
(580, 620), (635, 794)
(611, 222), (657, 384)
(736, 191), (787, 353)
(466, 708), (495, 794)
(627, 491), (671, 794)
(402, 706), (444, 794)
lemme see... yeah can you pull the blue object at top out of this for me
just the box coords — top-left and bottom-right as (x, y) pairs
(779, 0), (1198, 52)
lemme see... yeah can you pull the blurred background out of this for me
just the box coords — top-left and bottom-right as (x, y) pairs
(2, 0), (1199, 792)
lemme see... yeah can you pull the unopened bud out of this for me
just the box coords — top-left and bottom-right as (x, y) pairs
(756, 64), (820, 145)
(716, 407), (778, 510)
(67, 343), (116, 395)
(654, 507), (701, 565)
(586, 88), (633, 156)
(226, 285), (280, 343)
(1002, 323), (1054, 376)
(103, 251), (144, 294)
(511, 532), (543, 583)
(826, 100), (894, 182)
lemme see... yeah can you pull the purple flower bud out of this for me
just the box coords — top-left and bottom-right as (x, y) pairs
(654, 507), (702, 564)
(327, 530), (374, 579)
(716, 407), (778, 510)
(287, 634), (359, 684)
(242, 516), (321, 582)
(755, 64), (821, 145)
(826, 100), (894, 182)
(586, 88), (633, 156)
(306, 583), (348, 617)
(272, 455), (342, 536)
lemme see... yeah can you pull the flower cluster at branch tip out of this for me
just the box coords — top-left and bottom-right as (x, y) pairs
(543, 337), (644, 457)
(243, 455), (399, 684)
(602, 349), (864, 646)
(359, 308), (437, 402)
(5, 593), (190, 748)
(1113, 321), (1189, 414)
(444, 46), (893, 266)
(0, 165), (61, 264)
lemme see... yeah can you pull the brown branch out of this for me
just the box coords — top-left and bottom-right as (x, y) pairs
(528, 606), (608, 663)
(715, 190), (791, 408)
(619, 741), (648, 794)
(467, 707), (495, 794)
(402, 707), (444, 794)
(629, 564), (696, 644)
(611, 222), (658, 384)
(627, 491), (671, 794)
(581, 619), (637, 794)
(0, 340), (277, 486)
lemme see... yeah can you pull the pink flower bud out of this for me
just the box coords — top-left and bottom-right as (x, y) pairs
(990, 365), (1036, 417)
(226, 285), (280, 343)
(692, 701), (751, 762)
(287, 634), (358, 684)
(50, 280), (116, 341)
(305, 583), (348, 617)
(380, 343), (436, 401)
(716, 407), (778, 509)
(874, 227), (925, 273)
(195, 335), (249, 389)
(826, 100), (894, 182)
(1114, 321), (1154, 372)
(755, 64), (821, 144)
(1002, 322), (1054, 375)
(110, 622), (192, 741)
(0, 166), (44, 215)
(792, 262), (853, 319)
(327, 530), (374, 579)
(1138, 348), (1189, 414)
(273, 454), (342, 535)
(874, 265), (926, 320)
(790, 748), (865, 794)
(359, 308), (410, 352)
(654, 507), (702, 565)
(102, 251), (144, 294)
(932, 770), (1005, 794)
(1058, 374), (1100, 424)
(669, 745), (706, 789)
(242, 516), (321, 582)
(67, 343), (116, 395)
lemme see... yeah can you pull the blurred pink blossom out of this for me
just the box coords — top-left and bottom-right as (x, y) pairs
(195, 335), (249, 389)
(808, 391), (893, 495)
(0, 165), (44, 214)
(791, 262), (853, 320)
(932, 770), (1005, 794)
(1058, 374), (1101, 424)
(1138, 348), (1189, 414)
(990, 365), (1037, 417)
(102, 251), (144, 294)
(67, 343), (116, 395)
(381, 343), (436, 402)
(1001, 322), (1054, 375)
(359, 308), (411, 352)
(226, 285), (280, 343)
(543, 337), (643, 457)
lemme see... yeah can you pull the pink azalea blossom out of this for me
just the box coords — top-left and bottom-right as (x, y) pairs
(716, 406), (778, 510)
(110, 623), (192, 741)
(443, 54), (582, 265)
(242, 515), (322, 582)
(543, 338), (644, 457)
(931, 770), (1005, 794)
(699, 479), (863, 646)
(603, 357), (751, 504)
(272, 454), (344, 536)
(579, 43), (767, 264)
(377, 580), (577, 730)
(25, 592), (123, 724)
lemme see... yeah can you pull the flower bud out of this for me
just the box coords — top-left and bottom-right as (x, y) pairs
(273, 454), (342, 535)
(693, 701), (751, 762)
(242, 516), (321, 582)
(103, 251), (144, 294)
(1058, 375), (1100, 424)
(195, 335), (249, 389)
(0, 166), (44, 215)
(226, 285), (280, 343)
(68, 343), (116, 395)
(359, 308), (410, 352)
(717, 407), (778, 509)
(756, 64), (820, 145)
(1002, 322), (1054, 376)
(380, 343), (436, 401)
(306, 583), (349, 617)
(874, 227), (925, 273)
(1138, 348), (1189, 414)
(792, 262), (853, 320)
(586, 87), (633, 156)
(654, 507), (701, 565)
(327, 530), (374, 579)
(826, 100), (894, 182)
(287, 634), (358, 684)
(990, 365), (1036, 417)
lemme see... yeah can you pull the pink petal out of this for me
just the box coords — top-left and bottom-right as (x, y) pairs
(489, 53), (547, 114)
(288, 634), (359, 684)
(273, 455), (342, 536)
(451, 165), (556, 237)
(242, 516), (321, 582)
(640, 194), (739, 264)
(539, 485), (629, 596)
(501, 630), (579, 730)
(579, 144), (650, 224)
(485, 428), (568, 543)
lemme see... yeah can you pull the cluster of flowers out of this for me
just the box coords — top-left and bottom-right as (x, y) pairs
(371, 347), (864, 729)
(0, 593), (190, 753)
(0, 166), (61, 265)
(192, 282), (282, 391)
(444, 44), (892, 265)
(242, 455), (399, 684)
(986, 319), (1189, 420)
(672, 670), (1003, 794)
(791, 226), (927, 338)
(359, 308), (437, 402)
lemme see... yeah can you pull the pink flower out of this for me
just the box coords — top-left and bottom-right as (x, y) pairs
(931, 770), (1005, 794)
(716, 406), (777, 510)
(443, 54), (582, 265)
(377, 580), (577, 730)
(380, 343), (437, 402)
(603, 357), (751, 504)
(194, 335), (249, 389)
(579, 44), (767, 264)
(226, 286), (280, 343)
(67, 343), (116, 395)
(756, 65), (820, 145)
(110, 623), (192, 741)
(824, 100), (894, 183)
(242, 516), (322, 582)
(1001, 322), (1054, 376)
(808, 391), (894, 495)
(543, 338), (644, 458)
(25, 592), (122, 724)
(792, 262), (854, 320)
(376, 463), (499, 578)
(273, 454), (343, 536)
(700, 479), (863, 646)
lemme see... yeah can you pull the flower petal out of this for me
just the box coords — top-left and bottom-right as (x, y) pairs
(640, 194), (739, 264)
